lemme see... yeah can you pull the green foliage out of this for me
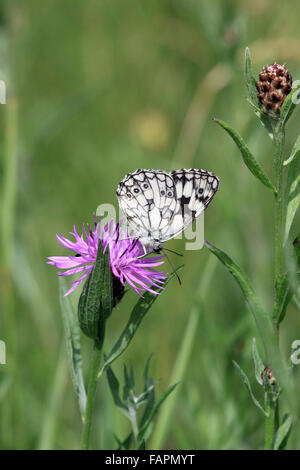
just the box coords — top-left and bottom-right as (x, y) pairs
(107, 357), (177, 449)
(284, 149), (300, 244)
(100, 267), (183, 376)
(244, 47), (273, 137)
(233, 360), (266, 415)
(252, 338), (264, 386)
(1, 1), (300, 451)
(273, 414), (293, 450)
(59, 278), (86, 420)
(280, 84), (300, 127)
(213, 118), (276, 194)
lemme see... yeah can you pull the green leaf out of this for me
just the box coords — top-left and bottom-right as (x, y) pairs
(205, 240), (296, 409)
(140, 377), (156, 429)
(252, 338), (264, 386)
(115, 432), (133, 450)
(284, 133), (300, 166)
(99, 267), (183, 376)
(78, 239), (112, 344)
(106, 366), (129, 415)
(280, 83), (300, 127)
(233, 361), (266, 415)
(284, 150), (300, 244)
(273, 414), (293, 450)
(214, 118), (276, 195)
(244, 47), (258, 106)
(273, 273), (292, 325)
(244, 48), (274, 138)
(294, 235), (300, 268)
(59, 278), (87, 420)
(204, 241), (274, 353)
(137, 383), (178, 443)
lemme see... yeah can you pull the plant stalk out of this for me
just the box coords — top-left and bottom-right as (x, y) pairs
(273, 123), (285, 290)
(81, 341), (102, 450)
(264, 393), (277, 450)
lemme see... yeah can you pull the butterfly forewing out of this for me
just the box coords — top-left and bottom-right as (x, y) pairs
(116, 169), (176, 239)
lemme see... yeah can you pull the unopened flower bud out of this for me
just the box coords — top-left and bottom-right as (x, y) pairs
(261, 365), (276, 386)
(256, 63), (292, 115)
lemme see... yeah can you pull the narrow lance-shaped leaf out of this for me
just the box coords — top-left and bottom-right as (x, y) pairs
(204, 241), (295, 399)
(284, 150), (300, 244)
(244, 47), (273, 138)
(252, 338), (264, 386)
(99, 266), (183, 376)
(106, 366), (129, 416)
(213, 118), (277, 195)
(59, 278), (87, 420)
(137, 383), (178, 444)
(233, 360), (266, 415)
(272, 273), (292, 326)
(204, 240), (276, 355)
(273, 414), (293, 450)
(280, 83), (300, 127)
(244, 47), (258, 105)
(284, 133), (300, 166)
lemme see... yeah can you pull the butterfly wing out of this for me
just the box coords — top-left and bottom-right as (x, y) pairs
(116, 169), (177, 243)
(159, 168), (219, 242)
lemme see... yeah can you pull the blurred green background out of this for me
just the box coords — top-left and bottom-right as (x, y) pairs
(0, 0), (300, 450)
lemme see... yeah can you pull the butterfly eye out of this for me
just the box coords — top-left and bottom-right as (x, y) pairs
(133, 187), (140, 194)
(143, 183), (149, 189)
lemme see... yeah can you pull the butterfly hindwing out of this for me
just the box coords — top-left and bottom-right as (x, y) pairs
(158, 169), (219, 241)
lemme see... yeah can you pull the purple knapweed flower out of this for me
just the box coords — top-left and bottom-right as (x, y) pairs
(47, 217), (167, 298)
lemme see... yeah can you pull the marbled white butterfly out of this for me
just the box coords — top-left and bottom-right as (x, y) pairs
(116, 168), (219, 253)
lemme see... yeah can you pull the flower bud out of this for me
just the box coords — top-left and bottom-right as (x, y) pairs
(256, 63), (292, 115)
(261, 365), (276, 386)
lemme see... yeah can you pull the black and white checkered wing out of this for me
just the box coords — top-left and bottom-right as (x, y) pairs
(116, 169), (177, 243)
(159, 168), (219, 241)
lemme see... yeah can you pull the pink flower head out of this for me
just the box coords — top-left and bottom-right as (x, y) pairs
(47, 217), (167, 298)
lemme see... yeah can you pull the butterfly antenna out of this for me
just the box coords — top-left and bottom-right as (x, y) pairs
(163, 250), (182, 286)
(163, 247), (183, 257)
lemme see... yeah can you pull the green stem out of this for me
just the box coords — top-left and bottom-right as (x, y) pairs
(81, 342), (102, 450)
(265, 120), (285, 449)
(273, 123), (285, 288)
(265, 393), (277, 450)
(272, 123), (285, 339)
